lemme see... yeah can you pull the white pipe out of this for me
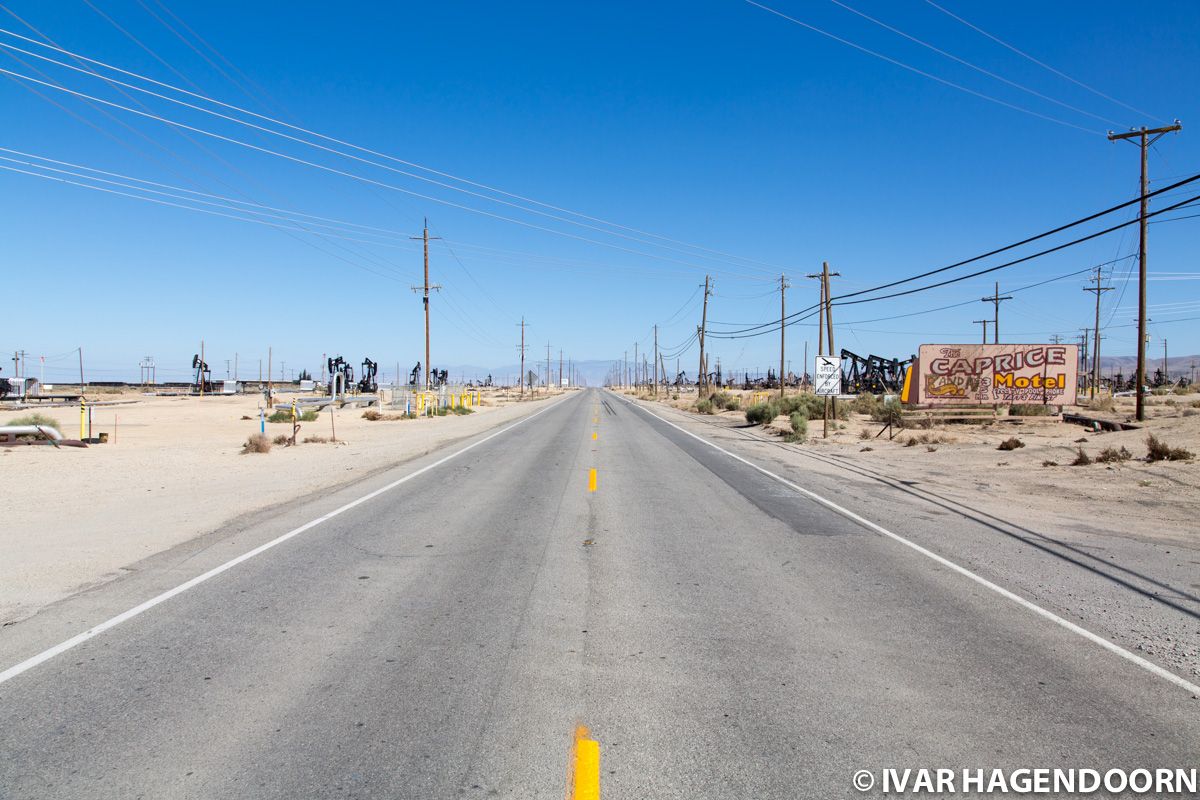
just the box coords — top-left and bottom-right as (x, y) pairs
(0, 425), (63, 440)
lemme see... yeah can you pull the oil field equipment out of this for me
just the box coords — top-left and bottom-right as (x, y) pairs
(327, 355), (354, 396)
(192, 354), (215, 394)
(408, 362), (422, 387)
(839, 348), (913, 394)
(358, 358), (378, 393)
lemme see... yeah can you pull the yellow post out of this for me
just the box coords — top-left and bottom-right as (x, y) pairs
(79, 397), (86, 440)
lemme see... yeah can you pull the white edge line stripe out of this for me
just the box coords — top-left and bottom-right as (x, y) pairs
(0, 395), (568, 686)
(618, 392), (1200, 697)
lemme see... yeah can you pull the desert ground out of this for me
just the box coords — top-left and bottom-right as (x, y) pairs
(633, 387), (1199, 547)
(0, 386), (564, 624)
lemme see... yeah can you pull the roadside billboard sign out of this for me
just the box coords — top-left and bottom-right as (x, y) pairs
(814, 355), (842, 396)
(915, 344), (1078, 406)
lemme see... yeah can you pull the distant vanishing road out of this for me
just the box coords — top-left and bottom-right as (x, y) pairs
(1, 388), (1197, 799)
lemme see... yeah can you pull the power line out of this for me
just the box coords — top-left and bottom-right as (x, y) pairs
(922, 0), (1162, 122)
(742, 0), (1100, 135)
(0, 26), (788, 276)
(826, 0), (1122, 127)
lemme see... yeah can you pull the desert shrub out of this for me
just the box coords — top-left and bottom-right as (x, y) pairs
(850, 393), (881, 415)
(723, 395), (741, 411)
(708, 391), (732, 408)
(1146, 434), (1194, 462)
(1151, 387), (1170, 396)
(1086, 396), (1116, 412)
(904, 436), (918, 447)
(1165, 399), (1177, 406)
(1042, 460), (1059, 467)
(267, 408), (318, 423)
(7, 413), (59, 429)
(431, 405), (448, 416)
(272, 434), (290, 445)
(240, 415), (252, 421)
(871, 398), (905, 427)
(450, 406), (474, 415)
(362, 409), (382, 421)
(860, 446), (873, 452)
(1009, 404), (1052, 417)
(241, 433), (272, 454)
(695, 399), (715, 415)
(787, 411), (808, 442)
(1096, 446), (1132, 463)
(303, 435), (330, 444)
(859, 428), (872, 440)
(744, 402), (779, 425)
(1173, 385), (1190, 395)
(1071, 448), (1092, 466)
(1183, 408), (1198, 417)
(997, 437), (1025, 451)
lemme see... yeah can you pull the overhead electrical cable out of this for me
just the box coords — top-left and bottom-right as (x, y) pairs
(826, 0), (1122, 127)
(742, 0), (1100, 135)
(922, 0), (1162, 122)
(0, 24), (789, 275)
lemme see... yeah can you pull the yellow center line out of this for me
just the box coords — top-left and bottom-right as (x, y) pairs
(592, 432), (598, 440)
(568, 725), (601, 800)
(587, 468), (597, 492)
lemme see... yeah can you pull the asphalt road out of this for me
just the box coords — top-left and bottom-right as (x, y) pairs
(1, 388), (1197, 799)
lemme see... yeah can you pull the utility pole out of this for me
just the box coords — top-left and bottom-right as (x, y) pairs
(546, 342), (552, 390)
(624, 350), (628, 390)
(559, 349), (563, 389)
(634, 342), (639, 390)
(1108, 121), (1182, 420)
(1050, 334), (1063, 345)
(974, 320), (989, 345)
(807, 263), (840, 436)
(779, 273), (789, 401)
(653, 325), (659, 397)
(1163, 338), (1169, 382)
(1079, 329), (1090, 392)
(410, 219), (442, 389)
(517, 317), (527, 397)
(981, 282), (1012, 344)
(267, 346), (273, 408)
(697, 275), (711, 396)
(1084, 266), (1113, 398)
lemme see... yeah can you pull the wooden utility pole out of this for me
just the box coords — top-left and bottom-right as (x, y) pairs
(653, 325), (659, 396)
(697, 275), (711, 396)
(823, 262), (839, 432)
(981, 282), (1012, 344)
(973, 320), (989, 344)
(778, 273), (788, 401)
(633, 342), (638, 390)
(559, 349), (563, 388)
(410, 219), (442, 389)
(1083, 266), (1113, 398)
(517, 317), (526, 398)
(1109, 121), (1182, 420)
(1163, 338), (1169, 382)
(546, 342), (552, 391)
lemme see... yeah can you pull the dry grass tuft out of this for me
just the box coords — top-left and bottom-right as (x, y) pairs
(1071, 448), (1092, 466)
(1096, 446), (1132, 463)
(1146, 434), (1194, 462)
(241, 433), (272, 454)
(997, 437), (1025, 451)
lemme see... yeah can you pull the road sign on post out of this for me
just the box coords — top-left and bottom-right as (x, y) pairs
(814, 356), (841, 396)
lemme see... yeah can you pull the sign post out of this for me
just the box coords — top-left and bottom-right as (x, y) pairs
(814, 355), (841, 439)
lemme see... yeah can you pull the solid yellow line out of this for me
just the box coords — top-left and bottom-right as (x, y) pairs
(587, 468), (597, 492)
(569, 725), (601, 800)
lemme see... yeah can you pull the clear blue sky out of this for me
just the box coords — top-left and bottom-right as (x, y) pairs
(2, 0), (1198, 384)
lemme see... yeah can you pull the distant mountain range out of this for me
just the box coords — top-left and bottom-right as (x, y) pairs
(1097, 354), (1199, 380)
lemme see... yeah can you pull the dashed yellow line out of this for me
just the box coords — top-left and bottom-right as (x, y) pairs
(592, 432), (598, 441)
(569, 725), (600, 800)
(587, 468), (597, 492)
